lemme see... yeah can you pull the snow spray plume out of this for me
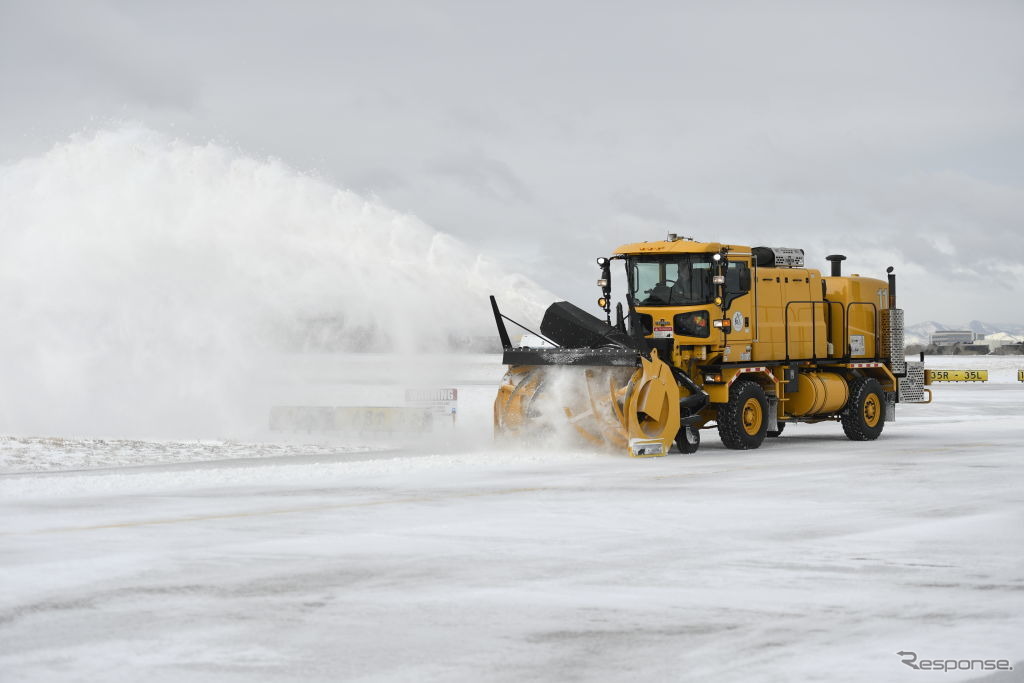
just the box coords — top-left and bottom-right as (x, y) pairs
(0, 127), (552, 438)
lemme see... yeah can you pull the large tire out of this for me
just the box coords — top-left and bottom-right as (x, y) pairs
(841, 377), (886, 441)
(717, 379), (768, 450)
(675, 425), (700, 454)
(767, 421), (785, 438)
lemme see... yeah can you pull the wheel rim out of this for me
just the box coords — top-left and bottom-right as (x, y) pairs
(741, 397), (762, 436)
(863, 394), (881, 428)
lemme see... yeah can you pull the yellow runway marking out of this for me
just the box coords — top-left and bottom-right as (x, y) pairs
(17, 463), (771, 535)
(18, 487), (544, 535)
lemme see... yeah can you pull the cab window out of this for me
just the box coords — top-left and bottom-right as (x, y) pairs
(628, 255), (713, 306)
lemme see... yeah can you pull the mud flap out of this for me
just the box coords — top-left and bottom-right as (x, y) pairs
(765, 395), (779, 433)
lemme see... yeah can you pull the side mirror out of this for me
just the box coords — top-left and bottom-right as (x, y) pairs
(738, 267), (751, 292)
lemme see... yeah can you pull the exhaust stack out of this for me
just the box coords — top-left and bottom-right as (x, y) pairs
(886, 266), (896, 309)
(826, 254), (847, 277)
(880, 265), (906, 375)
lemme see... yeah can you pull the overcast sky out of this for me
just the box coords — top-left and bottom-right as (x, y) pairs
(2, 0), (1022, 324)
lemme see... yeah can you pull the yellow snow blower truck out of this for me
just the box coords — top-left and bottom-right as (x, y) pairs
(490, 235), (931, 456)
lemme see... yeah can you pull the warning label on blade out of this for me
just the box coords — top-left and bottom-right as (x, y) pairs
(269, 406), (431, 433)
(405, 388), (458, 403)
(405, 388), (458, 422)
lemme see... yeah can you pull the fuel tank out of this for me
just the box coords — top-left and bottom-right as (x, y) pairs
(786, 371), (849, 416)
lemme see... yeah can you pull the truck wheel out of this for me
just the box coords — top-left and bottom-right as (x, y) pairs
(717, 379), (768, 450)
(841, 377), (885, 441)
(675, 425), (700, 454)
(767, 422), (785, 438)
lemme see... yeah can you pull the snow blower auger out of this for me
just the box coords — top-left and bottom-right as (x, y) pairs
(490, 297), (705, 457)
(491, 236), (931, 456)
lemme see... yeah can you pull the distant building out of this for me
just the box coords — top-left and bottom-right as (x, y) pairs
(980, 333), (1024, 352)
(930, 330), (977, 346)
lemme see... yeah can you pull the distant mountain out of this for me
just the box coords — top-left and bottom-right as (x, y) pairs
(965, 320), (1024, 336)
(905, 320), (1024, 346)
(967, 320), (1000, 335)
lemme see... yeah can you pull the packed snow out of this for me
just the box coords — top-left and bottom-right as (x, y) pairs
(2, 354), (1022, 682)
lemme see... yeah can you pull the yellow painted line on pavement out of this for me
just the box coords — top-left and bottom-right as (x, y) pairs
(15, 461), (784, 534)
(16, 487), (544, 535)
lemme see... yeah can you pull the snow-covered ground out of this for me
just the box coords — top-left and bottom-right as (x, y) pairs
(2, 354), (1022, 681)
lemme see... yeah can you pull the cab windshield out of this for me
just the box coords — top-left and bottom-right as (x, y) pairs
(628, 254), (714, 306)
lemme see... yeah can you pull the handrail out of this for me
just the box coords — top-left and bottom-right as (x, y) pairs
(782, 298), (880, 362)
(822, 298), (844, 357)
(844, 301), (879, 358)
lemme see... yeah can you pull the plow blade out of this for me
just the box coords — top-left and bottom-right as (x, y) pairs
(494, 350), (681, 457)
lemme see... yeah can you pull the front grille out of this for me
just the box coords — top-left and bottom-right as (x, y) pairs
(898, 361), (926, 402)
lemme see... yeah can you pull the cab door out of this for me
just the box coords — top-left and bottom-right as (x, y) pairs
(721, 260), (754, 362)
